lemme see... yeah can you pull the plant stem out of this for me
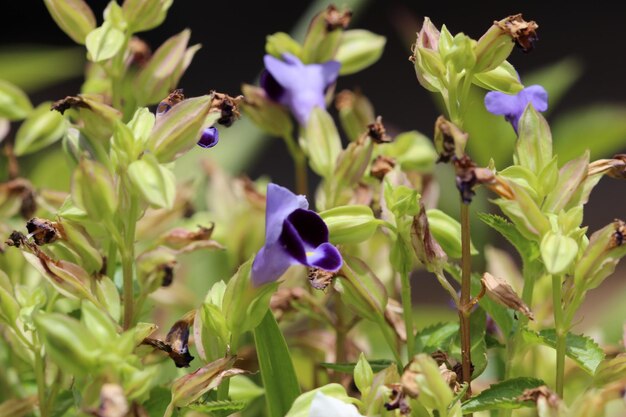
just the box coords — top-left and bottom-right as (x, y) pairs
(34, 349), (47, 417)
(282, 133), (308, 196)
(106, 238), (118, 280)
(459, 202), (473, 396)
(375, 316), (403, 372)
(335, 293), (347, 365)
(122, 193), (138, 330)
(552, 274), (566, 397)
(399, 269), (415, 362)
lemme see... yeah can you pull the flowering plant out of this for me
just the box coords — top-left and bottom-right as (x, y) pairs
(1, 2), (626, 417)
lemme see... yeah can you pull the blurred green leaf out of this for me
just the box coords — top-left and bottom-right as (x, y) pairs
(0, 47), (84, 92)
(319, 359), (394, 373)
(461, 377), (544, 413)
(552, 105), (626, 162)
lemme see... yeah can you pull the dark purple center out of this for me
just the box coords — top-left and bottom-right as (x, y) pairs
(260, 70), (285, 102)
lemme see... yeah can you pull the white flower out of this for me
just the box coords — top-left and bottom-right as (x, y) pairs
(309, 392), (364, 417)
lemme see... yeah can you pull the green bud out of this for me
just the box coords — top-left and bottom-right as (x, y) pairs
(330, 136), (374, 203)
(494, 182), (550, 241)
(472, 60), (523, 94)
(14, 102), (66, 156)
(354, 353), (374, 395)
(241, 84), (293, 137)
(498, 165), (540, 202)
(557, 206), (584, 235)
(380, 130), (437, 171)
(58, 218), (103, 274)
(540, 232), (578, 274)
(104, 1), (127, 30)
(412, 19), (444, 92)
(335, 89), (375, 141)
(403, 354), (454, 410)
(127, 107), (155, 144)
(335, 30), (386, 75)
(199, 302), (230, 362)
(438, 25), (454, 55)
(265, 32), (303, 59)
(303, 108), (342, 179)
(34, 313), (99, 376)
(134, 29), (196, 105)
(95, 276), (121, 322)
(442, 33), (476, 72)
(86, 22), (125, 62)
(474, 18), (516, 73)
(122, 0), (173, 33)
(515, 104), (553, 175)
(81, 300), (117, 344)
(426, 209), (478, 259)
(43, 0), (96, 44)
(111, 120), (136, 169)
(72, 159), (118, 220)
(52, 94), (122, 144)
(542, 151), (589, 213)
(0, 80), (33, 120)
(222, 260), (278, 340)
(335, 255), (387, 321)
(128, 153), (176, 209)
(168, 356), (242, 408)
(147, 95), (213, 162)
(0, 285), (19, 325)
(15, 285), (46, 330)
(575, 220), (626, 290)
(301, 5), (351, 63)
(319, 205), (379, 245)
(384, 180), (420, 218)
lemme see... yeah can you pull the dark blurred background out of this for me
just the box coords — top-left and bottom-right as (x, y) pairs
(3, 1), (626, 318)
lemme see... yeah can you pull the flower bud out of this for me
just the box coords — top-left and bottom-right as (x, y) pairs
(265, 32), (302, 58)
(97, 383), (129, 417)
(443, 33), (476, 72)
(52, 95), (122, 144)
(85, 22), (125, 62)
(13, 102), (66, 156)
(417, 17), (440, 51)
(147, 94), (213, 162)
(331, 136), (373, 203)
(122, 0), (173, 33)
(335, 89), (375, 142)
(426, 208), (478, 259)
(43, 0), (96, 44)
(302, 5), (351, 63)
(22, 251), (94, 301)
(241, 84), (293, 137)
(472, 60), (523, 94)
(335, 29), (386, 75)
(34, 313), (99, 376)
(402, 354), (454, 410)
(474, 16), (520, 73)
(137, 248), (177, 293)
(128, 153), (176, 209)
(411, 203), (447, 273)
(72, 159), (118, 220)
(434, 116), (467, 162)
(57, 218), (103, 275)
(379, 130), (438, 171)
(481, 272), (533, 320)
(319, 205), (380, 245)
(303, 107), (342, 179)
(0, 80), (33, 120)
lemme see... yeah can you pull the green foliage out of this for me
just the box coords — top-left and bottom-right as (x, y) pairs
(461, 377), (545, 413)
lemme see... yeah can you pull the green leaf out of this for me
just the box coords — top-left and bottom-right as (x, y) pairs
(303, 108), (343, 179)
(516, 104), (553, 174)
(319, 359), (394, 373)
(0, 79), (33, 120)
(43, 0), (96, 44)
(187, 400), (247, 413)
(540, 232), (578, 274)
(334, 255), (387, 321)
(143, 386), (172, 417)
(414, 322), (459, 353)
(335, 30), (386, 75)
(553, 105), (626, 162)
(85, 22), (125, 62)
(478, 213), (539, 262)
(354, 353), (374, 394)
(253, 311), (301, 417)
(128, 155), (176, 209)
(522, 329), (605, 374)
(14, 101), (66, 156)
(472, 60), (523, 94)
(461, 377), (545, 413)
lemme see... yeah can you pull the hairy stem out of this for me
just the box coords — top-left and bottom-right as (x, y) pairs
(552, 274), (566, 397)
(459, 202), (473, 396)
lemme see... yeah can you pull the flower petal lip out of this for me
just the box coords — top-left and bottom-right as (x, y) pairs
(484, 84), (548, 132)
(197, 126), (219, 148)
(261, 53), (341, 125)
(251, 183), (342, 286)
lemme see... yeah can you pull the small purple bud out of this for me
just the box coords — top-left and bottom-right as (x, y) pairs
(197, 127), (219, 149)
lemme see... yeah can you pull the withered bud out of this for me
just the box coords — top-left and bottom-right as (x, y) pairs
(6, 230), (26, 248)
(385, 298), (406, 342)
(452, 361), (474, 382)
(96, 383), (129, 417)
(160, 262), (175, 287)
(430, 350), (450, 366)
(308, 267), (336, 291)
(143, 312), (195, 368)
(518, 385), (560, 408)
(384, 384), (411, 415)
(324, 5), (352, 31)
(161, 224), (214, 249)
(454, 154), (478, 204)
(156, 88), (185, 115)
(270, 287), (308, 320)
(497, 14), (539, 53)
(334, 89), (355, 111)
(50, 95), (90, 114)
(127, 37), (152, 68)
(481, 272), (534, 320)
(589, 155), (626, 179)
(1, 178), (38, 219)
(411, 202), (448, 272)
(26, 217), (62, 246)
(434, 116), (468, 163)
(610, 219), (626, 249)
(370, 155), (396, 180)
(210, 92), (243, 127)
(439, 363), (460, 391)
(367, 116), (392, 144)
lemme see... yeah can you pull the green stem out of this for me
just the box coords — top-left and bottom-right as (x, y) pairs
(459, 202), (472, 396)
(399, 269), (415, 362)
(335, 293), (348, 366)
(34, 348), (47, 417)
(375, 316), (403, 371)
(122, 193), (139, 330)
(106, 237), (118, 280)
(282, 133), (308, 196)
(552, 275), (566, 397)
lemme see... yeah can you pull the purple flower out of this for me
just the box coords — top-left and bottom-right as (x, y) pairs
(484, 85), (548, 133)
(261, 53), (341, 125)
(251, 183), (342, 286)
(197, 126), (219, 148)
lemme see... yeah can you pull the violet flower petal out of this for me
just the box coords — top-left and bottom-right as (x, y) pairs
(264, 183), (308, 245)
(484, 85), (548, 133)
(306, 242), (342, 271)
(251, 242), (294, 286)
(197, 126), (219, 148)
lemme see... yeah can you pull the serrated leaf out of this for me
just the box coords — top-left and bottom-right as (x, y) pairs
(319, 359), (394, 373)
(478, 213), (539, 262)
(187, 400), (247, 413)
(414, 322), (459, 353)
(461, 377), (545, 413)
(521, 329), (605, 374)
